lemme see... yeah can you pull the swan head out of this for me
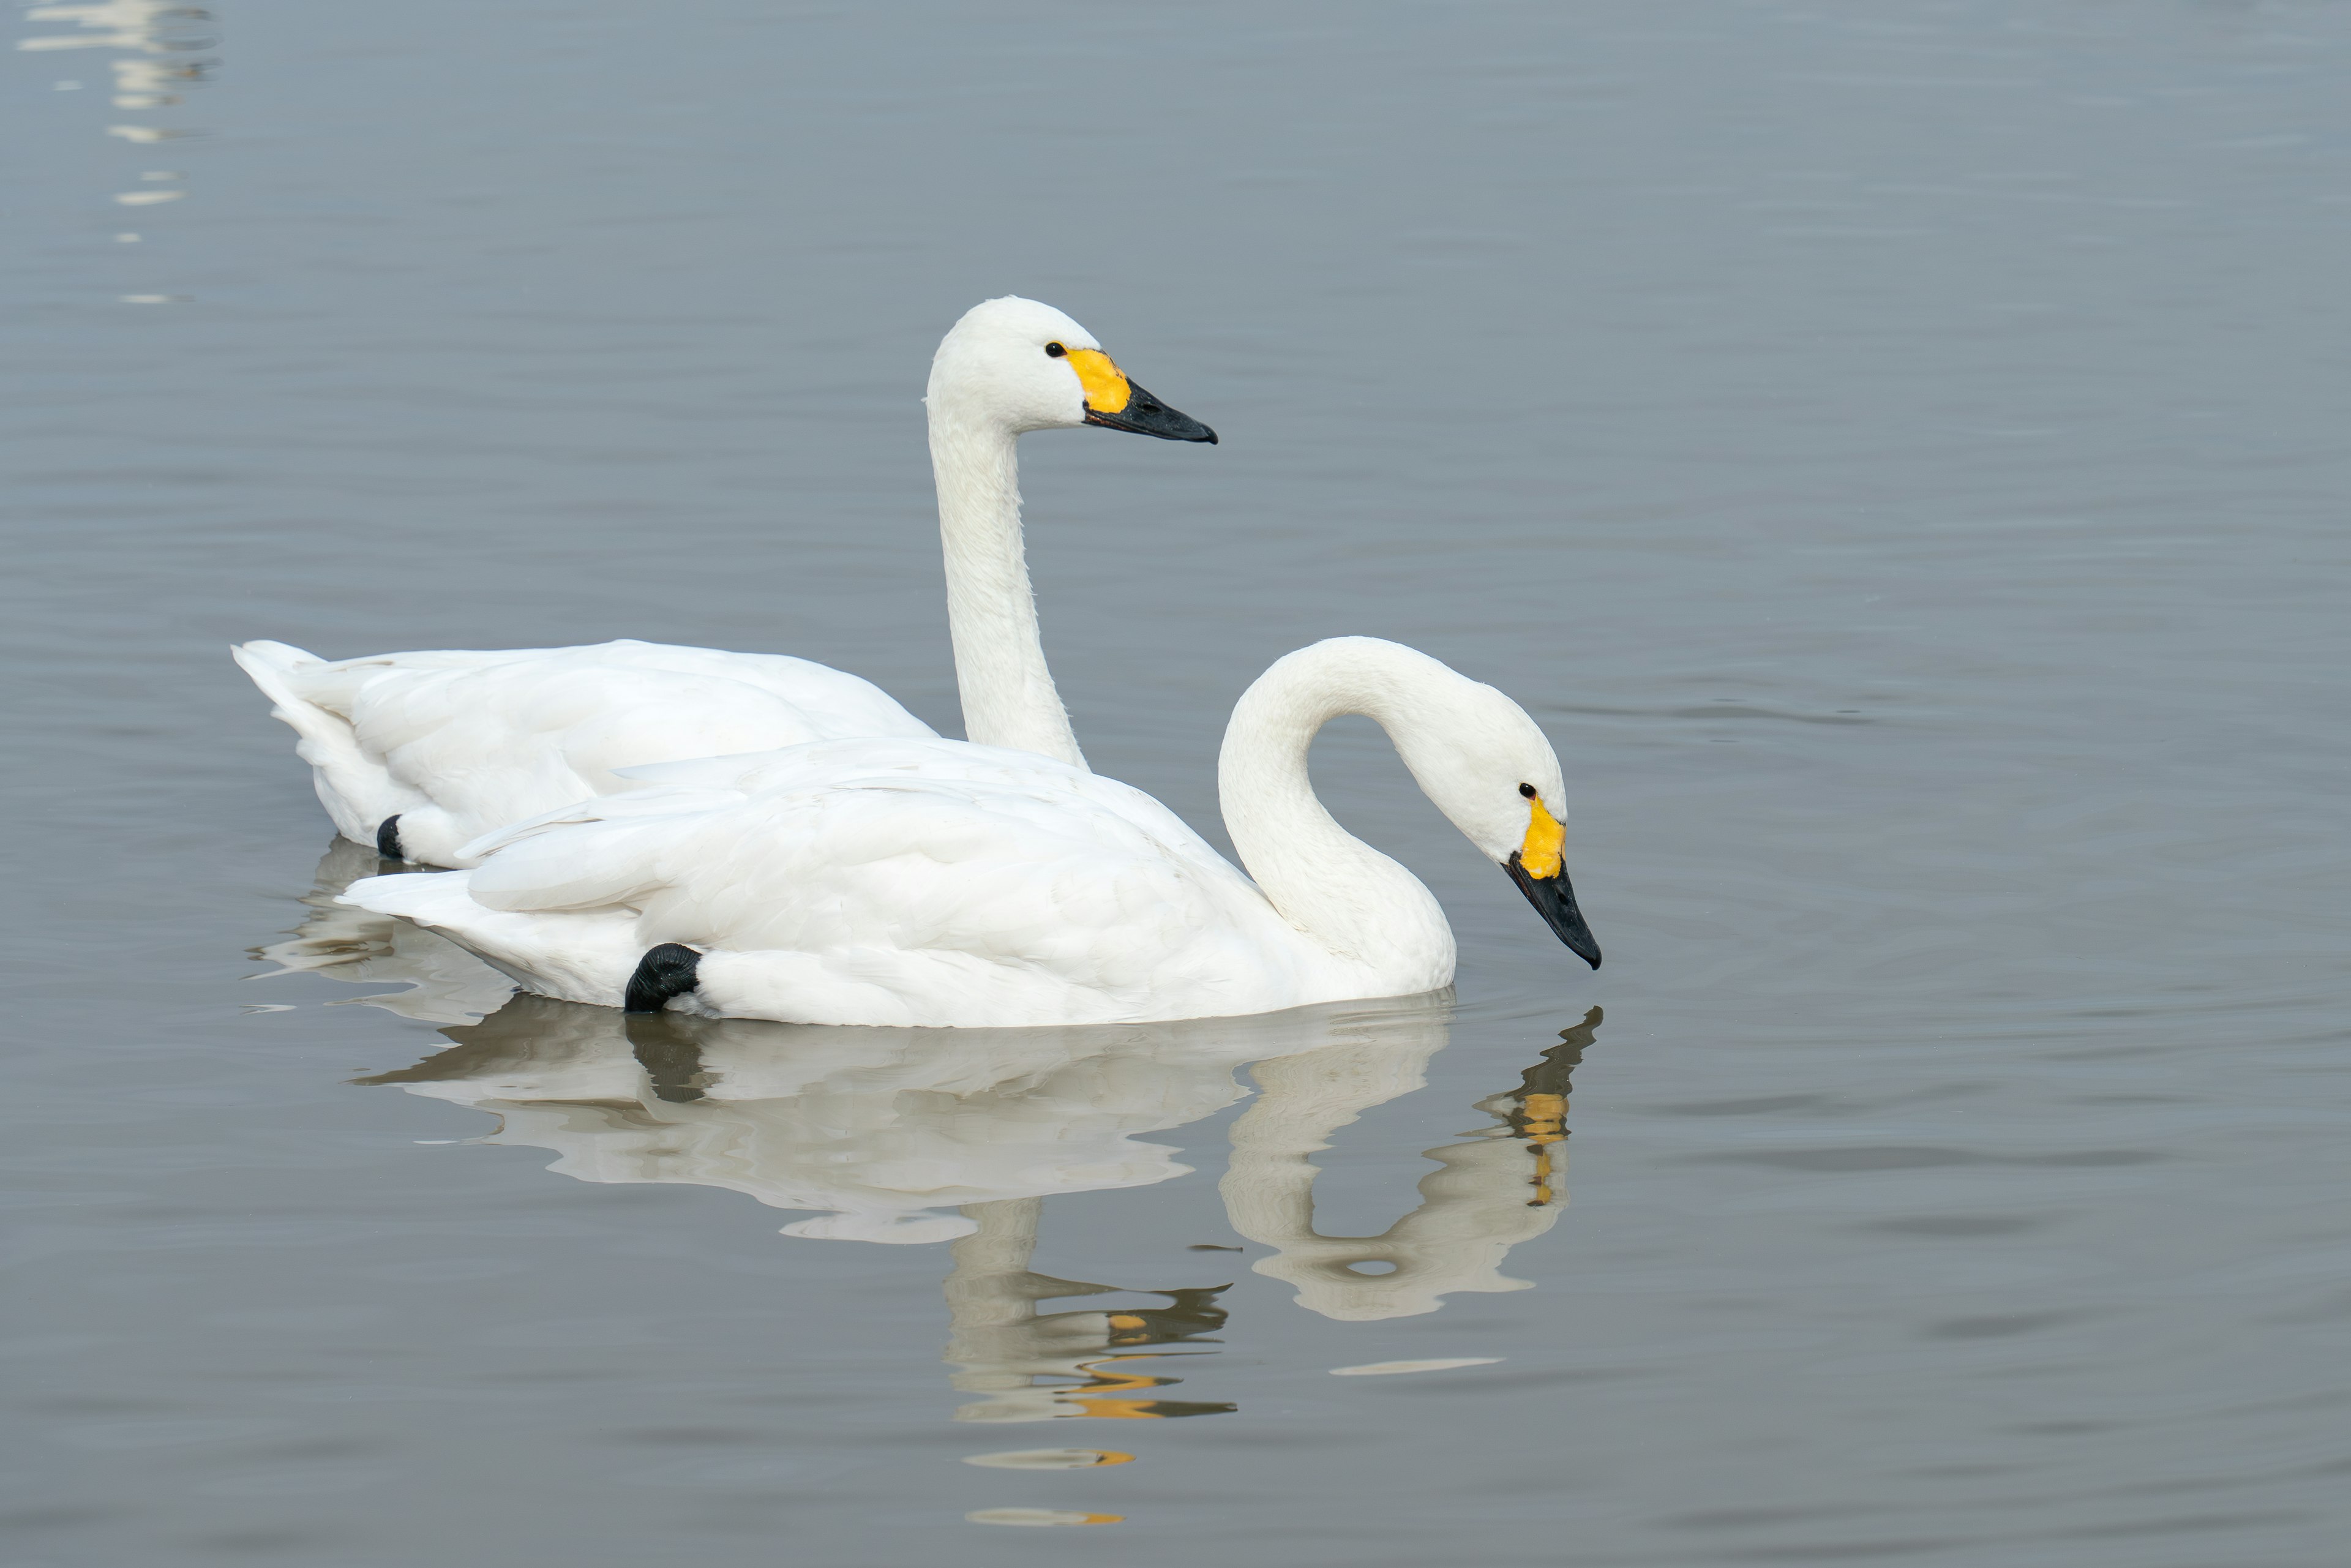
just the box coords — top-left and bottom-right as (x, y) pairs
(1384, 666), (1602, 970)
(928, 296), (1217, 444)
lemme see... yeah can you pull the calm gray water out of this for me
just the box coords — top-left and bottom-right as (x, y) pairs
(6, 1), (2350, 1563)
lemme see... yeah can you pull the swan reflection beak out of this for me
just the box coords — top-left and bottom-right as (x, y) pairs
(1504, 853), (1602, 969)
(1083, 381), (1218, 444)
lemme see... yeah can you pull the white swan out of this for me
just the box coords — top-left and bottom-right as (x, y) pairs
(233, 296), (1215, 867)
(342, 637), (1602, 1027)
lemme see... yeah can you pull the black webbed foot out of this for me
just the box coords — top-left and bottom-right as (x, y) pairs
(624, 943), (703, 1014)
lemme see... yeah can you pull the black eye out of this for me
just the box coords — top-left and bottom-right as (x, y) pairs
(1044, 342), (1066, 358)
(1518, 782), (1538, 799)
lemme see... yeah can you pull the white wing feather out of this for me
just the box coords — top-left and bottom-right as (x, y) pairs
(236, 639), (937, 865)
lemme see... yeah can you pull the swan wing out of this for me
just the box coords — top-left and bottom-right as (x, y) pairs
(456, 783), (752, 863)
(258, 640), (928, 733)
(231, 642), (429, 842)
(241, 640), (939, 864)
(365, 743), (1303, 1026)
(615, 738), (1239, 882)
(664, 778), (1291, 1024)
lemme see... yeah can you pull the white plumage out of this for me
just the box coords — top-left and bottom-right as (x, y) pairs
(234, 297), (1215, 867)
(344, 638), (1602, 1027)
(233, 640), (936, 865)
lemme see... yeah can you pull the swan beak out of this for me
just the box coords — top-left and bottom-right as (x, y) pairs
(1084, 381), (1217, 443)
(1506, 853), (1602, 969)
(1067, 348), (1217, 443)
(1507, 797), (1597, 966)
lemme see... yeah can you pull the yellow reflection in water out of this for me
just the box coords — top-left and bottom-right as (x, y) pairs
(941, 1198), (1235, 1425)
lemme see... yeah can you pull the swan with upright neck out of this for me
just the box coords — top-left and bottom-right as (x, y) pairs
(341, 637), (1602, 1027)
(233, 297), (1213, 868)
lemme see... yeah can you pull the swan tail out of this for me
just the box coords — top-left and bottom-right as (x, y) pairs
(233, 641), (425, 846)
(340, 871), (642, 1008)
(340, 869), (486, 927)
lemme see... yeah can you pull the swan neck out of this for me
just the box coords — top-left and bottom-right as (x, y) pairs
(927, 407), (1086, 769)
(1217, 646), (1455, 989)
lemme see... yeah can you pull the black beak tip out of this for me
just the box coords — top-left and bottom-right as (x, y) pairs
(1504, 855), (1602, 972)
(1089, 381), (1217, 445)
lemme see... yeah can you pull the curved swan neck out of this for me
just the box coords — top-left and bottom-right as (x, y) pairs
(1220, 1034), (1559, 1321)
(926, 406), (1086, 770)
(1216, 641), (1456, 987)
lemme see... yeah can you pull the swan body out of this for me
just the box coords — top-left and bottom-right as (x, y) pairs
(235, 296), (1215, 868)
(344, 638), (1602, 1027)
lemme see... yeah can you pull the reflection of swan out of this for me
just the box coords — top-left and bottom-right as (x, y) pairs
(250, 841), (514, 1025)
(347, 637), (1601, 1026)
(352, 992), (1434, 1244)
(928, 1011), (1602, 1421)
(233, 298), (1213, 868)
(302, 906), (1595, 1425)
(18, 0), (215, 110)
(942, 1199), (1233, 1425)
(20, 0), (214, 253)
(1220, 1009), (1600, 1321)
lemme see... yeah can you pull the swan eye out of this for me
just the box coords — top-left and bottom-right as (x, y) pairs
(1518, 782), (1538, 799)
(1044, 342), (1067, 358)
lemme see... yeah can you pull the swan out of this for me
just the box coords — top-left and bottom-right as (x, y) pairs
(341, 636), (1603, 1027)
(233, 296), (1215, 868)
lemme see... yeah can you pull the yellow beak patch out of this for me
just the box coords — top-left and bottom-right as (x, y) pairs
(1520, 796), (1565, 880)
(1063, 348), (1133, 415)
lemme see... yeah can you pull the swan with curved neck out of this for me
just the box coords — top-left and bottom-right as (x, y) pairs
(232, 297), (1213, 866)
(342, 637), (1602, 1028)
